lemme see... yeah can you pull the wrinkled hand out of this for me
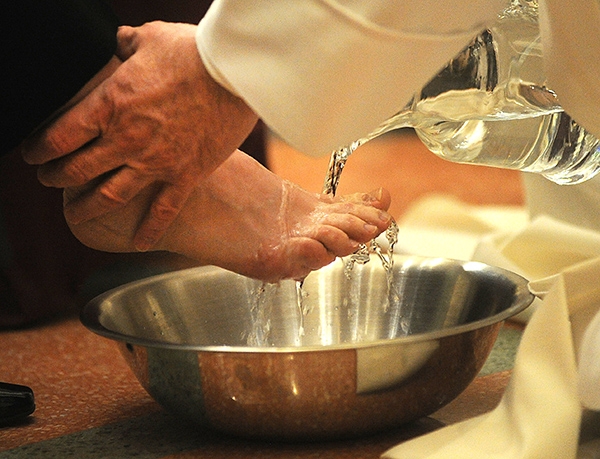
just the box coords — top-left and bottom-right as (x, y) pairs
(20, 22), (258, 251)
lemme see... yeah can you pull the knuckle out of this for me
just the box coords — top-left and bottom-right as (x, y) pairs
(98, 182), (129, 206)
(61, 160), (96, 185)
(43, 130), (74, 158)
(150, 199), (180, 223)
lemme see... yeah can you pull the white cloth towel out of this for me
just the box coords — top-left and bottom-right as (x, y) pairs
(383, 194), (600, 458)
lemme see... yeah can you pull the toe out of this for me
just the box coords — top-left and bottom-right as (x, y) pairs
(313, 225), (361, 257)
(340, 187), (392, 211)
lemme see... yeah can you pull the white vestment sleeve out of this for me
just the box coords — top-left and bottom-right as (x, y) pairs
(196, 0), (506, 156)
(538, 0), (600, 140)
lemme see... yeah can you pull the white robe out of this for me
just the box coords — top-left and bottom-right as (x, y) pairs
(196, 0), (600, 157)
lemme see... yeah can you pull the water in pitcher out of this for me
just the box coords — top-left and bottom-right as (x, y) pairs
(411, 86), (600, 184)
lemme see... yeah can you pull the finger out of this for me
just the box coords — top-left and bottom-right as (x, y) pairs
(20, 87), (108, 165)
(63, 167), (151, 224)
(60, 56), (122, 113)
(115, 25), (138, 60)
(36, 137), (131, 188)
(133, 182), (194, 252)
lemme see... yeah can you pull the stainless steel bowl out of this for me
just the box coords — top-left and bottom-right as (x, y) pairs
(81, 255), (533, 441)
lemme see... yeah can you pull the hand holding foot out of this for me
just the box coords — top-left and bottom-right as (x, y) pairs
(65, 150), (392, 282)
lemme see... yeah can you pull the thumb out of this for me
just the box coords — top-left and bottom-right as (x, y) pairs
(115, 25), (138, 60)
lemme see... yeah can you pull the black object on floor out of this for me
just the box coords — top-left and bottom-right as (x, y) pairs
(0, 382), (35, 426)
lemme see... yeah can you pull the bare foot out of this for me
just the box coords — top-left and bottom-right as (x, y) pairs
(65, 150), (391, 281)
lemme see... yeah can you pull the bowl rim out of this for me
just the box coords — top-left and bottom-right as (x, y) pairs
(80, 257), (534, 353)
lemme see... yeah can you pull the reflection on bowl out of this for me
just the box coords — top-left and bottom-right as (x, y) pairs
(81, 255), (533, 441)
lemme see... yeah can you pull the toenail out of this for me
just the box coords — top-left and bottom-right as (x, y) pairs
(379, 211), (390, 221)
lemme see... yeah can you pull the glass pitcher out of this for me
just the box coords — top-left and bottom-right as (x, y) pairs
(323, 0), (600, 196)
